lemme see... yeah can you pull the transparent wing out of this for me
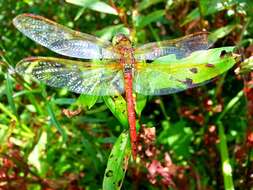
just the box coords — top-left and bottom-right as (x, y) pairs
(134, 48), (235, 95)
(16, 57), (124, 95)
(13, 14), (119, 59)
(134, 32), (212, 60)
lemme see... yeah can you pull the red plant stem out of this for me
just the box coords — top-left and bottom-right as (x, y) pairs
(124, 72), (137, 160)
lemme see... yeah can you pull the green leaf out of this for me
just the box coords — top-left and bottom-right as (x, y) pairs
(5, 73), (17, 118)
(103, 130), (131, 190)
(134, 10), (164, 29)
(209, 25), (236, 43)
(74, 7), (86, 21)
(180, 8), (199, 26)
(87, 1), (118, 15)
(137, 0), (164, 11)
(181, 0), (237, 26)
(66, 0), (118, 15)
(217, 90), (244, 121)
(135, 94), (147, 116)
(138, 47), (236, 94)
(46, 102), (67, 142)
(103, 95), (128, 128)
(154, 47), (236, 77)
(76, 94), (98, 109)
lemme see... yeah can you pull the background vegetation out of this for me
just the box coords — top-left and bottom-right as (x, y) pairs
(0, 0), (253, 189)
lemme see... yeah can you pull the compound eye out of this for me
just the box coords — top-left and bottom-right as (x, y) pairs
(112, 33), (130, 46)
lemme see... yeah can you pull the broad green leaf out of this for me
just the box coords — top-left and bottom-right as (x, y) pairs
(136, 47), (236, 95)
(152, 47), (236, 84)
(135, 94), (147, 116)
(137, 0), (164, 11)
(103, 95), (128, 128)
(102, 130), (131, 190)
(209, 25), (236, 43)
(76, 94), (98, 109)
(134, 10), (164, 29)
(66, 0), (118, 15)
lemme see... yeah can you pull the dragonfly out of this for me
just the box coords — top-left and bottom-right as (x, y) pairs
(13, 14), (233, 160)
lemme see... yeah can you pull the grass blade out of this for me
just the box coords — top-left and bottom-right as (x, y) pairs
(5, 72), (17, 118)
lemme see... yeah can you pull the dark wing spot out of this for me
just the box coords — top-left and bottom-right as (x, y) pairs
(105, 170), (113, 177)
(189, 68), (198, 73)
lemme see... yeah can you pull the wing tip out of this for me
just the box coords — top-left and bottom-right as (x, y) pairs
(13, 13), (30, 28)
(13, 13), (48, 28)
(13, 13), (43, 20)
(22, 56), (40, 62)
(15, 56), (40, 74)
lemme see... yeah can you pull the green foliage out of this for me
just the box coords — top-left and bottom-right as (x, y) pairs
(134, 10), (165, 29)
(157, 120), (194, 158)
(0, 0), (252, 189)
(66, 0), (118, 15)
(103, 130), (131, 190)
(103, 95), (128, 128)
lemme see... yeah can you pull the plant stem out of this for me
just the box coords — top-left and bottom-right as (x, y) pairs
(216, 90), (244, 190)
(217, 121), (234, 190)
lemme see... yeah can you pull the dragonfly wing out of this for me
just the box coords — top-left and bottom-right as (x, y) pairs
(13, 14), (119, 59)
(16, 57), (124, 96)
(134, 48), (235, 95)
(134, 32), (212, 60)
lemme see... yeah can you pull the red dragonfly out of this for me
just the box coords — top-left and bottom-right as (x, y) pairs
(13, 14), (228, 159)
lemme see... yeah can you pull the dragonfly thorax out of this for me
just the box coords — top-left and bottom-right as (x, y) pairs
(123, 63), (134, 73)
(113, 33), (132, 52)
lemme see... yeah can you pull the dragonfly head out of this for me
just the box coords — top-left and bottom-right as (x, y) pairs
(112, 33), (131, 48)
